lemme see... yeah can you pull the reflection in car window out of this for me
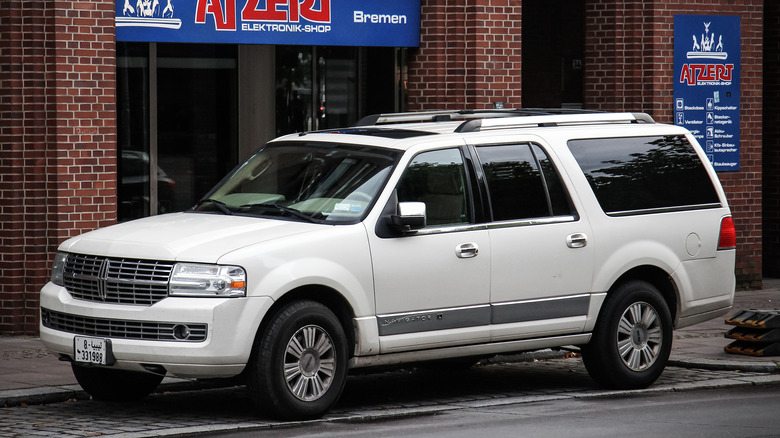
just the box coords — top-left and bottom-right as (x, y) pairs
(568, 135), (720, 214)
(533, 144), (573, 217)
(477, 143), (572, 221)
(396, 149), (470, 226)
(195, 142), (401, 223)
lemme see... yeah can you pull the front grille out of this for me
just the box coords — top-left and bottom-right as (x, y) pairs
(63, 254), (174, 305)
(41, 308), (207, 342)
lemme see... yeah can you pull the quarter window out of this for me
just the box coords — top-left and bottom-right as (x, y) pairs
(567, 135), (721, 215)
(477, 143), (572, 221)
(396, 149), (470, 226)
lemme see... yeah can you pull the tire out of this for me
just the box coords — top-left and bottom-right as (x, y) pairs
(71, 365), (164, 401)
(581, 280), (673, 389)
(247, 300), (348, 420)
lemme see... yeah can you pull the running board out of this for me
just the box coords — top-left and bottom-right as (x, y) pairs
(348, 333), (592, 369)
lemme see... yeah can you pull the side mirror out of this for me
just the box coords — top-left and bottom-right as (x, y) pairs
(391, 202), (426, 232)
(375, 190), (427, 238)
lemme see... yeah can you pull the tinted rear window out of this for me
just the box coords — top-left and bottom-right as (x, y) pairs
(568, 135), (720, 214)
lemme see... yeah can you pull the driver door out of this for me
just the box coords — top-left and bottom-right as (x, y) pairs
(368, 147), (491, 354)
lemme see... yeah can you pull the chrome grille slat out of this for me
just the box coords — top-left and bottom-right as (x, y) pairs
(41, 308), (207, 342)
(62, 254), (174, 305)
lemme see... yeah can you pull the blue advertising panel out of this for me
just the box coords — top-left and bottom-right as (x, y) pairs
(116, 0), (421, 47)
(674, 15), (740, 171)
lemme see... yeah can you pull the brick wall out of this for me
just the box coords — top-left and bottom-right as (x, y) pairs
(408, 0), (523, 110)
(0, 1), (117, 334)
(584, 0), (764, 289)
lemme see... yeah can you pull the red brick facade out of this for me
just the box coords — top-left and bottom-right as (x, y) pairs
(408, 0), (523, 110)
(0, 1), (118, 334)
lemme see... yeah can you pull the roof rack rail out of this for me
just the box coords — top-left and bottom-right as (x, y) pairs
(454, 112), (655, 133)
(353, 108), (609, 127)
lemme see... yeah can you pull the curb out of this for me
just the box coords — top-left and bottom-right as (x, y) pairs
(0, 377), (225, 408)
(0, 385), (89, 407)
(668, 357), (780, 373)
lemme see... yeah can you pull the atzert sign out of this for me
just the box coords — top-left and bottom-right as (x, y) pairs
(116, 0), (421, 47)
(673, 15), (741, 172)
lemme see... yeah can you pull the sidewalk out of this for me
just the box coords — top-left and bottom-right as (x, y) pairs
(2, 284), (779, 407)
(669, 279), (780, 373)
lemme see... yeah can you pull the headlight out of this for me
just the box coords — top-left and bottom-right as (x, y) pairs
(51, 252), (68, 286)
(169, 263), (246, 297)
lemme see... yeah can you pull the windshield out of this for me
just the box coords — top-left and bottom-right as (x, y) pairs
(193, 141), (402, 223)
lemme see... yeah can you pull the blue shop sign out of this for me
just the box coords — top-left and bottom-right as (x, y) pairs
(116, 0), (421, 47)
(673, 15), (740, 172)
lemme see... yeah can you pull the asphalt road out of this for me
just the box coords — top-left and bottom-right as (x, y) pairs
(210, 385), (780, 438)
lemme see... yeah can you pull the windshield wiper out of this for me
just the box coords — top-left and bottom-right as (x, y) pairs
(196, 198), (234, 215)
(240, 202), (318, 223)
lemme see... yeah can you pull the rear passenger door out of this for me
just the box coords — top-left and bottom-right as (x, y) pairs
(470, 140), (595, 341)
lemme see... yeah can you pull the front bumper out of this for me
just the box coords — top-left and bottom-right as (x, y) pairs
(39, 282), (274, 378)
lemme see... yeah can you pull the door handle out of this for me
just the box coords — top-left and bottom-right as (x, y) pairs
(566, 233), (588, 248)
(456, 243), (479, 258)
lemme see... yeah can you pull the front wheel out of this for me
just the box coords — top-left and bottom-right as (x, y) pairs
(247, 300), (348, 420)
(581, 280), (673, 389)
(71, 365), (164, 401)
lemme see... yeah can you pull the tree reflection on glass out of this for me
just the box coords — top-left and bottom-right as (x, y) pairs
(569, 136), (720, 214)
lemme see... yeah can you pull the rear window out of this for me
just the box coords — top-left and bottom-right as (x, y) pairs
(568, 135), (721, 215)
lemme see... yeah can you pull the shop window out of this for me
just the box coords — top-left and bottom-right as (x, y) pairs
(117, 43), (405, 221)
(116, 42), (238, 221)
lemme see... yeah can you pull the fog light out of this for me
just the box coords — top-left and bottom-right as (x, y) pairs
(172, 324), (191, 340)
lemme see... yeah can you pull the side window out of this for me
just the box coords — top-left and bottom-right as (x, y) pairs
(533, 144), (573, 217)
(396, 148), (470, 226)
(567, 135), (721, 214)
(477, 143), (572, 221)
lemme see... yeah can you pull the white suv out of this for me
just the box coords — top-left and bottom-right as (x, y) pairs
(40, 110), (736, 419)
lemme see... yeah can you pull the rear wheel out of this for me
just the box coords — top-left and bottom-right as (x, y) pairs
(581, 280), (672, 389)
(71, 365), (164, 401)
(247, 300), (348, 420)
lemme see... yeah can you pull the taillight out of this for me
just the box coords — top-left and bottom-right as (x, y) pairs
(718, 216), (736, 250)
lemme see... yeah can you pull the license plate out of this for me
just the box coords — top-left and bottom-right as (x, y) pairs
(74, 336), (113, 365)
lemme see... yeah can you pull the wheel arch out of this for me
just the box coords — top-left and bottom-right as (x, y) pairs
(608, 265), (678, 321)
(252, 285), (357, 360)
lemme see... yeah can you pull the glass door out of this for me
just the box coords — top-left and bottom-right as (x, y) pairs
(275, 46), (361, 135)
(156, 43), (238, 213)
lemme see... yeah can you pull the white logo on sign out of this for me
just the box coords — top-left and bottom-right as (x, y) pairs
(687, 21), (727, 60)
(116, 0), (182, 29)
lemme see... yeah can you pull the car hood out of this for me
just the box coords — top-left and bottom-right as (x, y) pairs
(58, 212), (323, 263)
